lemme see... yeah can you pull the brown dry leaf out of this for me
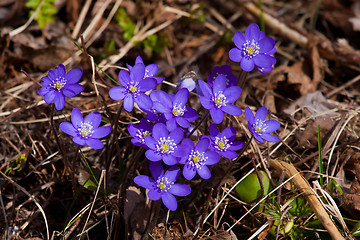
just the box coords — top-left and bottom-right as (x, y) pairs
(337, 149), (360, 195)
(307, 35), (324, 91)
(270, 39), (324, 97)
(342, 150), (360, 181)
(270, 60), (313, 96)
(11, 32), (46, 50)
(343, 180), (360, 217)
(283, 91), (337, 118)
(297, 116), (335, 149)
(125, 186), (150, 240)
(336, 168), (352, 192)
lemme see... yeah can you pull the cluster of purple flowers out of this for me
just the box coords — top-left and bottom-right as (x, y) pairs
(39, 64), (112, 149)
(38, 23), (280, 212)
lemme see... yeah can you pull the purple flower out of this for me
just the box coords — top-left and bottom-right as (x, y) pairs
(256, 47), (277, 75)
(198, 75), (242, 124)
(141, 91), (167, 123)
(200, 124), (244, 159)
(245, 106), (280, 144)
(176, 69), (200, 92)
(144, 123), (184, 165)
(38, 64), (84, 110)
(229, 23), (276, 73)
(151, 89), (198, 131)
(128, 119), (153, 148)
(109, 64), (156, 112)
(134, 162), (191, 211)
(60, 108), (112, 149)
(176, 77), (198, 92)
(179, 138), (220, 180)
(127, 56), (165, 84)
(207, 65), (237, 88)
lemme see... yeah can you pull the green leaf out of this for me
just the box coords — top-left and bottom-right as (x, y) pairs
(26, 0), (58, 28)
(115, 8), (136, 41)
(78, 169), (98, 192)
(235, 171), (271, 203)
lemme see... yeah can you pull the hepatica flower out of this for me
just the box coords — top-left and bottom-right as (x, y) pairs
(134, 162), (191, 211)
(229, 23), (276, 73)
(151, 89), (198, 131)
(200, 124), (244, 159)
(144, 123), (184, 165)
(38, 64), (84, 110)
(109, 64), (156, 112)
(176, 69), (200, 92)
(207, 65), (237, 88)
(128, 118), (153, 148)
(179, 138), (220, 180)
(245, 106), (280, 144)
(199, 75), (242, 124)
(60, 108), (112, 149)
(126, 56), (165, 84)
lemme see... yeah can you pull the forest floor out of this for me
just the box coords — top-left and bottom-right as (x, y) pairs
(1, 0), (360, 239)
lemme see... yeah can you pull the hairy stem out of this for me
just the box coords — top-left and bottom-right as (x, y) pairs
(49, 104), (71, 176)
(237, 69), (249, 89)
(187, 110), (209, 138)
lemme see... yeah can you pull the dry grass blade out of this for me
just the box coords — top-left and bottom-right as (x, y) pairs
(78, 169), (106, 238)
(0, 171), (49, 240)
(326, 113), (355, 182)
(71, 0), (92, 39)
(313, 181), (353, 239)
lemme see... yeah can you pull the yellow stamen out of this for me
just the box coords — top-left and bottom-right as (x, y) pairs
(129, 85), (137, 93)
(247, 46), (255, 54)
(158, 182), (166, 189)
(161, 144), (169, 152)
(217, 140), (225, 149)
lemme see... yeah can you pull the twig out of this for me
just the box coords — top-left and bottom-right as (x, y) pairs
(269, 159), (344, 240)
(49, 104), (71, 176)
(241, 1), (307, 47)
(325, 75), (360, 98)
(21, 70), (43, 88)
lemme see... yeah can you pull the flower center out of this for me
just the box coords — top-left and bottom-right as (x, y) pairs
(136, 130), (151, 144)
(212, 91), (228, 108)
(78, 122), (94, 138)
(156, 176), (173, 192)
(255, 119), (268, 133)
(172, 104), (185, 117)
(129, 85), (137, 93)
(214, 136), (231, 151)
(243, 40), (260, 59)
(52, 77), (67, 91)
(156, 137), (177, 154)
(188, 150), (207, 169)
